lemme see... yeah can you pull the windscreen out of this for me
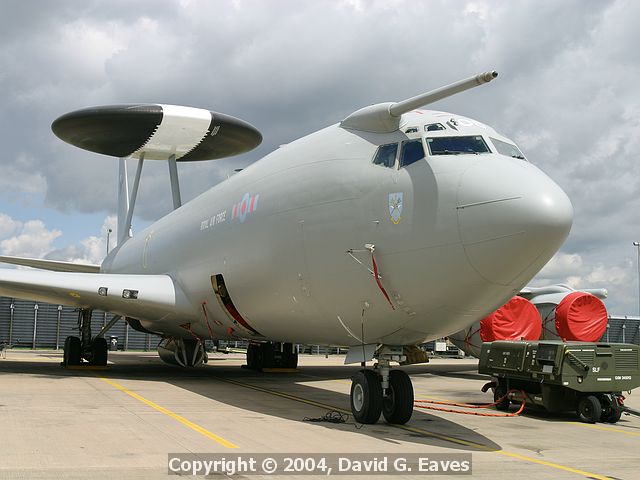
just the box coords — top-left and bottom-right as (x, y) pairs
(491, 137), (526, 160)
(426, 136), (490, 155)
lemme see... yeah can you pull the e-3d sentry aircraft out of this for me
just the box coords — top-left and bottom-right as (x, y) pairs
(0, 71), (573, 424)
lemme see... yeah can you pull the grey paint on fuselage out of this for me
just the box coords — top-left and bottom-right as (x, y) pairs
(102, 109), (573, 348)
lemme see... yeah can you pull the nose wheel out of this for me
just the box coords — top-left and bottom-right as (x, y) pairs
(350, 370), (383, 424)
(382, 370), (414, 424)
(350, 352), (415, 425)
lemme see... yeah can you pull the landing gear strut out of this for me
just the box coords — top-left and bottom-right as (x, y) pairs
(62, 309), (109, 366)
(246, 342), (298, 370)
(350, 346), (414, 425)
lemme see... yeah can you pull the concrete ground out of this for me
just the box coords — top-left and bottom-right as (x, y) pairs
(0, 350), (638, 479)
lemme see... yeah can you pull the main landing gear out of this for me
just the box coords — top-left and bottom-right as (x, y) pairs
(350, 347), (414, 425)
(62, 309), (109, 366)
(246, 341), (298, 370)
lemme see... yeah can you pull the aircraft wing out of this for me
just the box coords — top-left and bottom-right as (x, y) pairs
(0, 269), (193, 321)
(0, 255), (100, 273)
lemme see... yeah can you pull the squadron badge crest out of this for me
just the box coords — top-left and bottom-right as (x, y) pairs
(389, 192), (403, 224)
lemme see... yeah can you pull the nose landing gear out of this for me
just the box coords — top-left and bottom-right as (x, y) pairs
(350, 346), (415, 425)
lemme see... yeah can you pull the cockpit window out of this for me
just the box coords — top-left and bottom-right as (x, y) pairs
(372, 143), (398, 168)
(490, 137), (526, 160)
(400, 139), (425, 167)
(426, 136), (491, 155)
(425, 123), (446, 132)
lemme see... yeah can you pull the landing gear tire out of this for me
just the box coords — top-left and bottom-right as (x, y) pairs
(91, 338), (108, 366)
(63, 336), (82, 366)
(247, 343), (260, 370)
(382, 370), (414, 424)
(260, 342), (275, 368)
(494, 384), (511, 411)
(577, 395), (602, 423)
(350, 369), (383, 424)
(246, 342), (298, 370)
(281, 343), (298, 369)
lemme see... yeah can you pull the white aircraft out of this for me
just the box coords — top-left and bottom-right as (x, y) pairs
(0, 71), (573, 424)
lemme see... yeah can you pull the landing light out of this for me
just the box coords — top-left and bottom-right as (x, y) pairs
(122, 289), (138, 299)
(98, 287), (108, 297)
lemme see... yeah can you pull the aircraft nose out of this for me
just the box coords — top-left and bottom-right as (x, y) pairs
(457, 159), (573, 286)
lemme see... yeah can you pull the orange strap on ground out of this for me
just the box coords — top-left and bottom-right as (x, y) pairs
(414, 390), (526, 417)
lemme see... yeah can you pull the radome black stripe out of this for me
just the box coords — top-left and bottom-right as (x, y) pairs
(52, 104), (163, 158)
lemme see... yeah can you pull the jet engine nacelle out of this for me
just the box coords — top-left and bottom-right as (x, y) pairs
(448, 296), (541, 358)
(449, 284), (609, 357)
(157, 337), (206, 367)
(521, 285), (608, 342)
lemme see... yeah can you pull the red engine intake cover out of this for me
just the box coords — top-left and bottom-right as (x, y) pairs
(480, 296), (542, 342)
(555, 292), (608, 341)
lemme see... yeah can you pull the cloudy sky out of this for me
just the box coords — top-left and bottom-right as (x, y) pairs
(0, 0), (638, 315)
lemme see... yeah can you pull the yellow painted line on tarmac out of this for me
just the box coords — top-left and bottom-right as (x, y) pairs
(217, 376), (491, 450)
(216, 376), (352, 414)
(96, 376), (238, 449)
(297, 372), (351, 385)
(216, 376), (611, 479)
(391, 423), (489, 450)
(382, 423), (609, 479)
(564, 421), (640, 437)
(493, 450), (609, 480)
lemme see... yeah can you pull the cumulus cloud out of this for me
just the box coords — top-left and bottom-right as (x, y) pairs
(45, 215), (117, 264)
(537, 252), (638, 315)
(0, 0), (639, 313)
(0, 220), (62, 258)
(0, 213), (115, 265)
(0, 214), (20, 239)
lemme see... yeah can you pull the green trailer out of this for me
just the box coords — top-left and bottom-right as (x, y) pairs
(478, 340), (640, 423)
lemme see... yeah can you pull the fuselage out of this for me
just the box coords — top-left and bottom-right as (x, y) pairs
(102, 109), (573, 347)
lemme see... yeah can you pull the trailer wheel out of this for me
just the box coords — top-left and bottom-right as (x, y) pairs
(601, 398), (623, 424)
(578, 395), (602, 424)
(494, 385), (510, 411)
(602, 407), (622, 424)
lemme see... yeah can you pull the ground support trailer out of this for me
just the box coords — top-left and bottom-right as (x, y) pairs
(478, 341), (640, 423)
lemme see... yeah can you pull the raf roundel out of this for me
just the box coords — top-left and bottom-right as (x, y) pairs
(232, 193), (260, 223)
(51, 104), (262, 161)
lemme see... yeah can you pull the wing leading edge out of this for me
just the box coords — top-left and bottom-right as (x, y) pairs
(0, 269), (195, 322)
(0, 255), (100, 273)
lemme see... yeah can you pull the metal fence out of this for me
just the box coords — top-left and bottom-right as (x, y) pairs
(602, 315), (640, 345)
(0, 297), (159, 350)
